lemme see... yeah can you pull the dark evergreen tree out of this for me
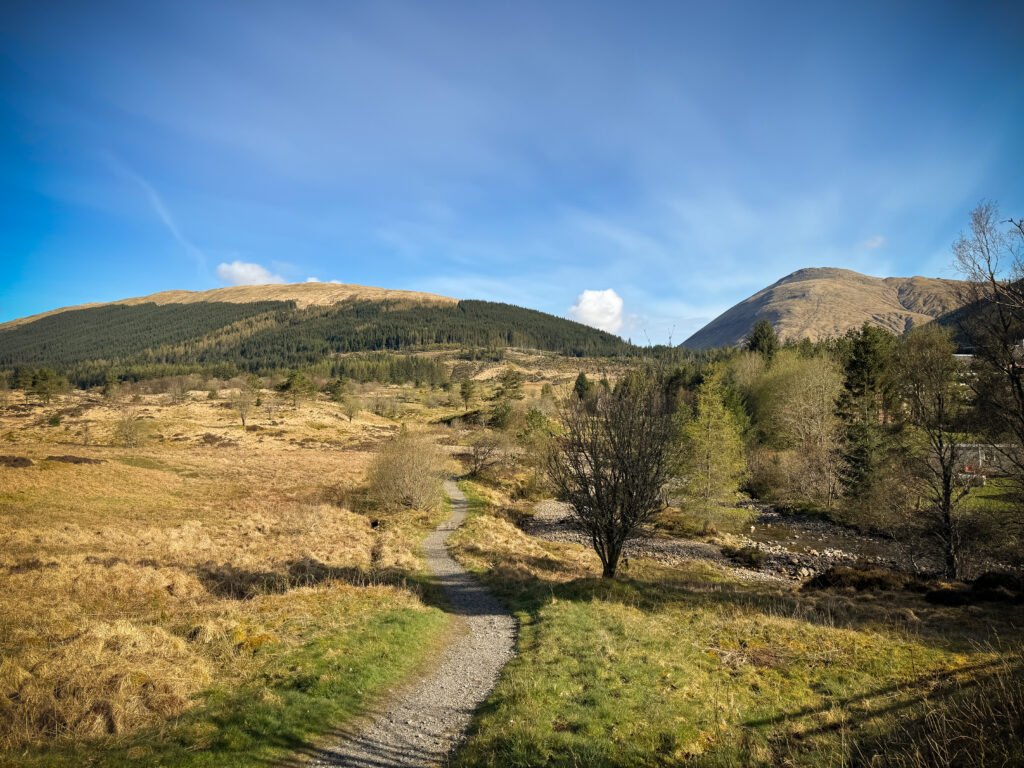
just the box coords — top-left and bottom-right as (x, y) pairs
(838, 324), (898, 503)
(573, 372), (594, 400)
(746, 319), (779, 361)
(495, 367), (525, 400)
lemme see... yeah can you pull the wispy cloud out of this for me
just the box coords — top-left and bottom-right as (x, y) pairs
(862, 235), (886, 249)
(106, 155), (207, 271)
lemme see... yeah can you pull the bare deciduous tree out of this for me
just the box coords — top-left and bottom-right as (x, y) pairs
(230, 389), (253, 428)
(892, 324), (973, 579)
(116, 406), (143, 448)
(467, 430), (510, 477)
(166, 378), (188, 405)
(341, 396), (362, 422)
(953, 201), (1024, 490)
(547, 371), (677, 578)
(749, 350), (845, 509)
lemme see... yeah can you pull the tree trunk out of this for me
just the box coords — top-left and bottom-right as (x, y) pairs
(601, 542), (621, 578)
(941, 467), (958, 579)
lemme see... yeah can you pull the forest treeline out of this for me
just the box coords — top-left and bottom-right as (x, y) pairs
(0, 298), (633, 387)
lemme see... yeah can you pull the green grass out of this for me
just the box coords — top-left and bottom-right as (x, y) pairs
(653, 505), (754, 537)
(113, 456), (171, 471)
(10, 593), (449, 768)
(450, 480), (1024, 768)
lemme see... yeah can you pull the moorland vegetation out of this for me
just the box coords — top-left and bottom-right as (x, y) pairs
(1, 203), (1022, 766)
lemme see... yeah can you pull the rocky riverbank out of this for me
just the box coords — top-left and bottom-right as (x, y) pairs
(526, 499), (914, 582)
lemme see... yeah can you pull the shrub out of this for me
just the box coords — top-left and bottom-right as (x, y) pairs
(720, 544), (766, 569)
(366, 428), (449, 511)
(467, 430), (510, 477)
(802, 565), (919, 592)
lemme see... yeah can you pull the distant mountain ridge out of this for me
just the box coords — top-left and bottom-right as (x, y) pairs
(0, 282), (457, 331)
(683, 267), (968, 349)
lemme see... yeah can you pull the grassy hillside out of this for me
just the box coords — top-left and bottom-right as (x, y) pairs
(684, 268), (967, 349)
(0, 282), (458, 331)
(0, 293), (633, 387)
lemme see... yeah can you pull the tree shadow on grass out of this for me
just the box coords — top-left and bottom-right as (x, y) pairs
(194, 555), (509, 618)
(194, 557), (425, 600)
(510, 562), (1023, 656)
(736, 654), (1024, 768)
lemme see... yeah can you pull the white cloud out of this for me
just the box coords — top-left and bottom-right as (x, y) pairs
(862, 235), (886, 249)
(215, 261), (286, 285)
(306, 277), (320, 282)
(568, 289), (624, 334)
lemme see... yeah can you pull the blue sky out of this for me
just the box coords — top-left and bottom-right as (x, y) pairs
(2, 0), (1022, 343)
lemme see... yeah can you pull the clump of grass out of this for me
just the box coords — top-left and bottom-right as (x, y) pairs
(654, 505), (753, 537)
(851, 650), (1024, 768)
(0, 620), (212, 746)
(720, 543), (767, 569)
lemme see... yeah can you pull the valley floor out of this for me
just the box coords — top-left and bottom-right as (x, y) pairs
(2, 376), (1022, 767)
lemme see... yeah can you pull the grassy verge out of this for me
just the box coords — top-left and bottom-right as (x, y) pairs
(450, 480), (1024, 768)
(9, 588), (448, 768)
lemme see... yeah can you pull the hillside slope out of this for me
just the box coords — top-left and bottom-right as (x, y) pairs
(0, 282), (457, 331)
(683, 267), (967, 349)
(0, 283), (631, 386)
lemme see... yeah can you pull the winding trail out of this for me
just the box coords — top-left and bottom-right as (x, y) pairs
(310, 480), (515, 767)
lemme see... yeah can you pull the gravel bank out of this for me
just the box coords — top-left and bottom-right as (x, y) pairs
(310, 481), (515, 767)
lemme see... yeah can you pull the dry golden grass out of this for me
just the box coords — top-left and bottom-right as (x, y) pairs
(0, 281), (459, 330)
(0, 388), (446, 753)
(0, 357), (614, 758)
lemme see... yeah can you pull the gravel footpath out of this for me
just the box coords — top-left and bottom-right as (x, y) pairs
(309, 480), (516, 767)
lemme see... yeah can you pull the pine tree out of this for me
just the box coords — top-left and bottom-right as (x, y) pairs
(746, 319), (779, 361)
(679, 368), (746, 515)
(460, 379), (476, 410)
(495, 366), (524, 400)
(838, 323), (897, 502)
(573, 372), (593, 400)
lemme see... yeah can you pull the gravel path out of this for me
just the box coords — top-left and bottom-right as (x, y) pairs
(309, 481), (516, 767)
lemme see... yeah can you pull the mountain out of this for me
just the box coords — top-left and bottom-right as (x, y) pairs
(0, 282), (632, 386)
(683, 267), (968, 349)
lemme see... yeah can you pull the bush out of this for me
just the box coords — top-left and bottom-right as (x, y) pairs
(467, 430), (510, 477)
(46, 413), (61, 427)
(720, 544), (766, 569)
(366, 428), (449, 511)
(802, 565), (921, 592)
(488, 400), (515, 430)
